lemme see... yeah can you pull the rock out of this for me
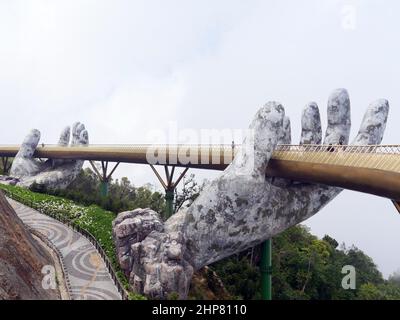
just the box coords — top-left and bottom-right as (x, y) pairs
(300, 102), (322, 145)
(9, 122), (88, 190)
(112, 208), (164, 276)
(113, 208), (193, 299)
(188, 267), (232, 300)
(0, 191), (60, 300)
(0, 175), (19, 186)
(111, 89), (389, 299)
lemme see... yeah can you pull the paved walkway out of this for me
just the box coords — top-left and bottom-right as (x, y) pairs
(8, 198), (122, 300)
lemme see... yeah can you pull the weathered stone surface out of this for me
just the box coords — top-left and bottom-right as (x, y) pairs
(131, 230), (193, 299)
(278, 116), (291, 145)
(0, 191), (60, 299)
(112, 208), (193, 299)
(112, 208), (164, 275)
(113, 88), (390, 299)
(324, 88), (351, 145)
(0, 175), (19, 186)
(300, 102), (322, 145)
(188, 266), (232, 299)
(9, 122), (89, 190)
(353, 99), (389, 145)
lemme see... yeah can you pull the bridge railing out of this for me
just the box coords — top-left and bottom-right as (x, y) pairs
(272, 144), (400, 172)
(3, 189), (129, 300)
(1, 143), (399, 172)
(275, 144), (400, 153)
(2, 143), (400, 156)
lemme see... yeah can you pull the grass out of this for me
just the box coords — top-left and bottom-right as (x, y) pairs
(0, 183), (146, 300)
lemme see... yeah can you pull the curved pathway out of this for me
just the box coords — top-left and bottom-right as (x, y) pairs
(7, 198), (122, 300)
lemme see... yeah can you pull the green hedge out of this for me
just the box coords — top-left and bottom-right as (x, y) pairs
(0, 183), (146, 300)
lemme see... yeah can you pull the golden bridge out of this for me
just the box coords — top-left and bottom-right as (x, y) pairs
(0, 144), (399, 213)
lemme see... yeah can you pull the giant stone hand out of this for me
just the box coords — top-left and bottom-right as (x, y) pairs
(113, 88), (389, 299)
(10, 122), (89, 189)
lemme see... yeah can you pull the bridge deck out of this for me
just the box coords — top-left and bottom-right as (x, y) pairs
(0, 144), (399, 201)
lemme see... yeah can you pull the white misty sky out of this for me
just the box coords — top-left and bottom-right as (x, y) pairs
(1, 0), (399, 277)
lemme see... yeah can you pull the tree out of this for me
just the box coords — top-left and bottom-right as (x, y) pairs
(174, 173), (201, 213)
(210, 224), (390, 300)
(40, 168), (166, 215)
(323, 235), (339, 249)
(388, 270), (400, 286)
(357, 283), (384, 300)
(344, 246), (383, 287)
(0, 157), (13, 175)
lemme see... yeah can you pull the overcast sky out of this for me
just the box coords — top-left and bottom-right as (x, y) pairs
(1, 0), (400, 277)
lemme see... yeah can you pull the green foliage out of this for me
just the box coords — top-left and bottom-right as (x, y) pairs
(357, 283), (383, 300)
(0, 183), (146, 300)
(74, 205), (116, 265)
(0, 157), (13, 174)
(29, 181), (48, 193)
(357, 283), (386, 300)
(389, 270), (400, 286)
(211, 255), (260, 300)
(379, 282), (400, 299)
(322, 235), (339, 249)
(210, 225), (400, 300)
(2, 172), (399, 300)
(43, 168), (166, 214)
(174, 173), (201, 213)
(0, 169), (174, 300)
(167, 292), (180, 300)
(357, 270), (400, 300)
(128, 292), (147, 300)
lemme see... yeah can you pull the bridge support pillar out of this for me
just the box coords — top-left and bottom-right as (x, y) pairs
(89, 160), (120, 197)
(150, 164), (189, 219)
(261, 238), (272, 300)
(100, 180), (109, 197)
(165, 188), (175, 218)
(1, 157), (12, 175)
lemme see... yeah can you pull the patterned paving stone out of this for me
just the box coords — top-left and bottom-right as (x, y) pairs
(8, 199), (122, 300)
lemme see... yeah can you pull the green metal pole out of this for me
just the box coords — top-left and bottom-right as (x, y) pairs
(165, 188), (174, 218)
(261, 238), (272, 300)
(100, 180), (109, 197)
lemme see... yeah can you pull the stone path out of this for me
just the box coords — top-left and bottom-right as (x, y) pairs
(8, 198), (122, 300)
